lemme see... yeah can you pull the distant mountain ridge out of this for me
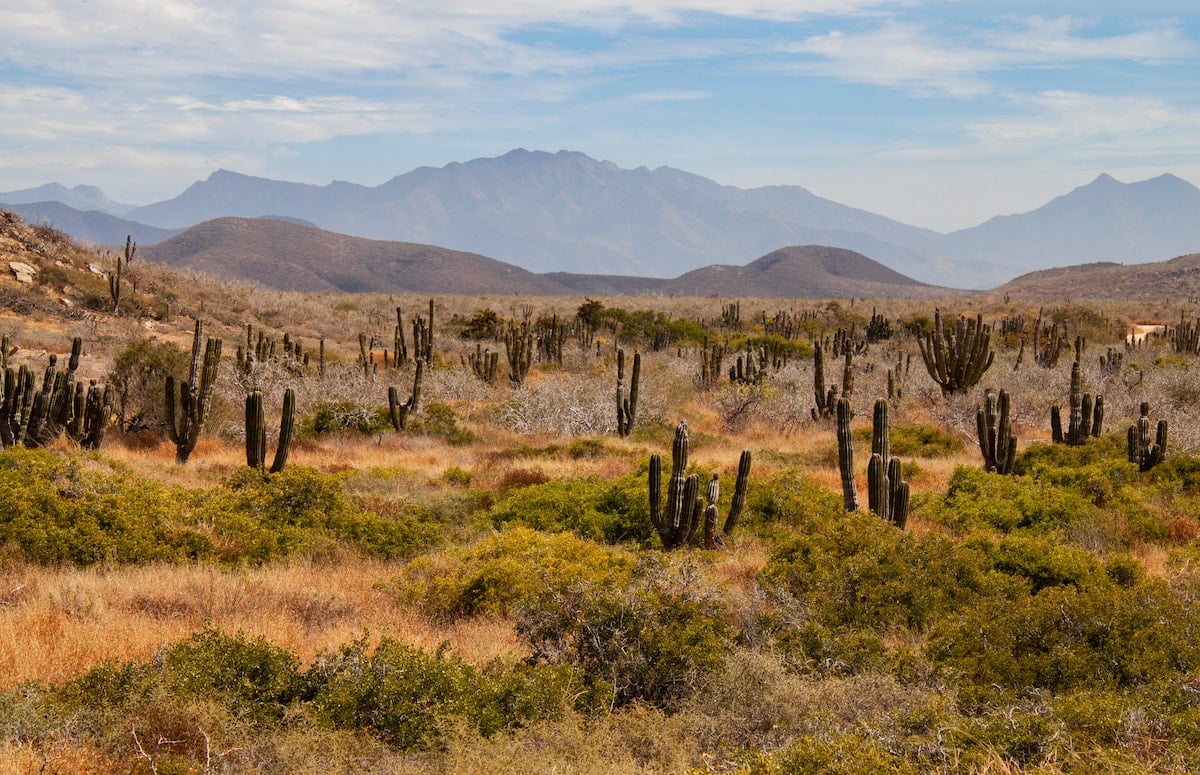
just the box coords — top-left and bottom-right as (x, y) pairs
(9, 151), (1200, 289)
(139, 217), (945, 298)
(0, 183), (134, 216)
(5, 202), (178, 247)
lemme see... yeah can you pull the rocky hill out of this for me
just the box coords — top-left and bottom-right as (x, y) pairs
(995, 252), (1200, 302)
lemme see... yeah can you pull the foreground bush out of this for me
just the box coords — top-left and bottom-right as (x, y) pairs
(0, 449), (439, 565)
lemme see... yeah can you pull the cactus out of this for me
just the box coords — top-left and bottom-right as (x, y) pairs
(699, 338), (724, 390)
(110, 235), (134, 314)
(393, 307), (410, 368)
(465, 344), (499, 384)
(866, 399), (909, 528)
(648, 420), (703, 550)
(835, 397), (859, 512)
(721, 450), (752, 535)
(1051, 357), (1103, 446)
(66, 380), (112, 451)
(505, 322), (533, 385)
(917, 309), (995, 395)
(976, 389), (1017, 474)
(1128, 402), (1167, 472)
(245, 387), (295, 474)
(388, 360), (423, 432)
(165, 319), (223, 464)
(616, 349), (640, 437)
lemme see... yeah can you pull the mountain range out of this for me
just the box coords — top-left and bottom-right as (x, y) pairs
(5, 149), (1200, 289)
(138, 217), (946, 299)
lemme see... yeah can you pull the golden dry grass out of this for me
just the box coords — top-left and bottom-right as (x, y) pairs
(0, 558), (524, 692)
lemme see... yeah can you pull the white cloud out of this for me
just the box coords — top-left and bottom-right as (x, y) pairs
(782, 14), (1197, 96)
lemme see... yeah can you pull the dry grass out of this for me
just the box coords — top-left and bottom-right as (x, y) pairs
(0, 558), (524, 692)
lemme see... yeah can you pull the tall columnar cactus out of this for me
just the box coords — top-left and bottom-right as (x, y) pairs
(394, 307), (410, 368)
(616, 349), (640, 437)
(388, 360), (423, 432)
(110, 235), (134, 314)
(505, 322), (533, 385)
(699, 338), (724, 390)
(1051, 357), (1103, 446)
(648, 420), (703, 550)
(917, 310), (995, 395)
(465, 344), (499, 384)
(866, 399), (909, 528)
(977, 389), (1017, 474)
(1128, 402), (1167, 472)
(245, 387), (295, 474)
(165, 319), (223, 464)
(67, 380), (112, 451)
(721, 449), (752, 537)
(835, 397), (859, 512)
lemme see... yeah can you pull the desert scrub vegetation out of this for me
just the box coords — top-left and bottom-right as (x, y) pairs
(15, 218), (1200, 769)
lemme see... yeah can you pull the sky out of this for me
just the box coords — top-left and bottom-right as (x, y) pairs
(3, 1), (1199, 232)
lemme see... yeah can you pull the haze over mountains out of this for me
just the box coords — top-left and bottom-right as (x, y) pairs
(5, 149), (1200, 290)
(139, 217), (942, 299)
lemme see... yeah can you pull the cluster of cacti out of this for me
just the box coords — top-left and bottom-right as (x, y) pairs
(721, 301), (741, 328)
(387, 360), (423, 431)
(505, 322), (533, 385)
(237, 325), (307, 374)
(815, 326), (867, 358)
(1099, 347), (1124, 371)
(1032, 317), (1067, 368)
(728, 350), (763, 386)
(834, 397), (908, 527)
(886, 353), (910, 400)
(865, 308), (892, 342)
(811, 345), (854, 420)
(1171, 314), (1200, 354)
(698, 338), (724, 390)
(109, 235), (134, 314)
(866, 399), (910, 528)
(464, 344), (499, 384)
(165, 320), (223, 464)
(615, 348), (640, 437)
(1128, 402), (1167, 471)
(67, 380), (112, 450)
(245, 387), (295, 474)
(1051, 354), (1103, 446)
(1, 336), (111, 450)
(535, 314), (567, 365)
(647, 420), (750, 550)
(2, 337), (77, 448)
(702, 450), (752, 548)
(976, 389), (1017, 474)
(917, 310), (995, 395)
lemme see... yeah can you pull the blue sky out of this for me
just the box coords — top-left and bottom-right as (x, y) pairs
(3, 1), (1199, 231)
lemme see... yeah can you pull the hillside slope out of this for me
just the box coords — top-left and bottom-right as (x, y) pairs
(140, 217), (575, 295)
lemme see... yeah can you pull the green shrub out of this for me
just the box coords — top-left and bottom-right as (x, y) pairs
(161, 629), (303, 723)
(395, 527), (637, 620)
(305, 401), (391, 435)
(487, 474), (651, 543)
(515, 557), (732, 710)
(761, 511), (993, 632)
(927, 578), (1200, 704)
(929, 466), (1101, 533)
(0, 448), (212, 564)
(409, 402), (476, 445)
(203, 467), (438, 561)
(107, 336), (190, 433)
(307, 636), (572, 750)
